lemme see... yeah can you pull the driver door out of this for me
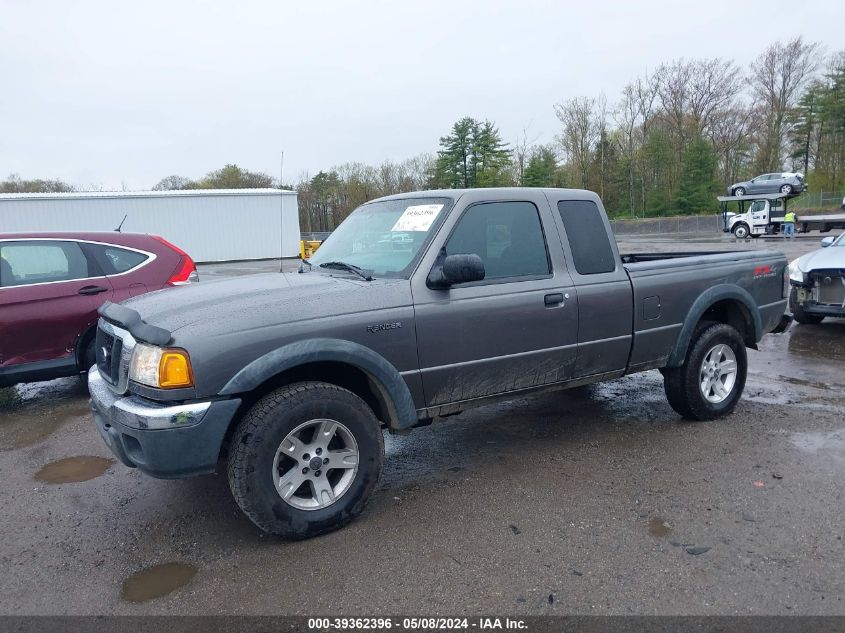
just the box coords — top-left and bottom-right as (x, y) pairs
(411, 192), (578, 408)
(749, 200), (769, 229)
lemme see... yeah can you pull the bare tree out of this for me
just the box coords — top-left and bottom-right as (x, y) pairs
(634, 73), (660, 212)
(152, 175), (193, 190)
(597, 92), (608, 198)
(615, 84), (642, 216)
(656, 58), (742, 141)
(554, 97), (599, 188)
(708, 105), (756, 184)
(511, 123), (539, 186)
(750, 36), (821, 171)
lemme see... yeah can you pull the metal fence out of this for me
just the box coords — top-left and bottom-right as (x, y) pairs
(610, 215), (723, 236)
(792, 190), (845, 210)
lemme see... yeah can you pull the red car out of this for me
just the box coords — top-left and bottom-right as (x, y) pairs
(0, 232), (198, 387)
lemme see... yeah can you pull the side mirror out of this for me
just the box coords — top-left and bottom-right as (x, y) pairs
(428, 253), (485, 288)
(821, 236), (835, 248)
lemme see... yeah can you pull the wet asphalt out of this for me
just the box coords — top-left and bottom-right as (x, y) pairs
(1, 233), (844, 615)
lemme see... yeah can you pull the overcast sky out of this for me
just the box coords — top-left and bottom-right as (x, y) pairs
(1, 0), (842, 190)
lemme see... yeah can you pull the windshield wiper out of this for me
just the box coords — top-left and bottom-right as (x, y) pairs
(318, 261), (373, 281)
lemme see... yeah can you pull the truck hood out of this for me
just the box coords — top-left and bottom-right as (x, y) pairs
(796, 246), (845, 273)
(120, 271), (410, 337)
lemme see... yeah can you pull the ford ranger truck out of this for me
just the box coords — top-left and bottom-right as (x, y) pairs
(89, 188), (791, 539)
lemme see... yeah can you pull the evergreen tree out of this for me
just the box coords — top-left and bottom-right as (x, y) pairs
(676, 136), (718, 214)
(523, 146), (558, 187)
(434, 117), (512, 188)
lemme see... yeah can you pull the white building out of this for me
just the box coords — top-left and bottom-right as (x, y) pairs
(0, 188), (300, 262)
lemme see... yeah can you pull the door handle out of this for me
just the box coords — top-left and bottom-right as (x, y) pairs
(78, 285), (109, 296)
(544, 293), (564, 306)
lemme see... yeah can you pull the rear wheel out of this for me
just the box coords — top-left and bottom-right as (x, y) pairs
(734, 187), (745, 197)
(227, 381), (384, 539)
(790, 288), (824, 325)
(663, 323), (747, 421)
(732, 223), (750, 239)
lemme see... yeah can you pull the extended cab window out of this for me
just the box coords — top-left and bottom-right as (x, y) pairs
(557, 200), (616, 275)
(89, 243), (149, 274)
(0, 241), (92, 287)
(446, 201), (550, 280)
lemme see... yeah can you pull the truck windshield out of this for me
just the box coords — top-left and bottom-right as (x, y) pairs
(308, 197), (452, 278)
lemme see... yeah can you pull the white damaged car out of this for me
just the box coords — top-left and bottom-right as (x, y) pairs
(788, 232), (845, 324)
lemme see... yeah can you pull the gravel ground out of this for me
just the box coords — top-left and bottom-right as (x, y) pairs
(1, 233), (843, 616)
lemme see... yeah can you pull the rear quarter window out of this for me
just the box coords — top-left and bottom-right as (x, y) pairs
(557, 200), (616, 275)
(89, 244), (149, 274)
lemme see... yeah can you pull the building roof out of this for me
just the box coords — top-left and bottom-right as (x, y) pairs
(0, 188), (296, 201)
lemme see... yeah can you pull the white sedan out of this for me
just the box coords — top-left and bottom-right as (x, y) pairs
(788, 233), (845, 324)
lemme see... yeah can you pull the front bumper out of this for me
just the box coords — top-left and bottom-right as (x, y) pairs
(88, 367), (241, 478)
(790, 282), (845, 318)
(796, 302), (845, 318)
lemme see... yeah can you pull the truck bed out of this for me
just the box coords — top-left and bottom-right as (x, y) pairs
(619, 249), (787, 374)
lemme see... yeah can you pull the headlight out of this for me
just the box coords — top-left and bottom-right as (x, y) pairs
(787, 259), (805, 284)
(129, 343), (194, 389)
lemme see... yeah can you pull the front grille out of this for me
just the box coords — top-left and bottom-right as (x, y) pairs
(94, 320), (136, 394)
(95, 328), (122, 385)
(817, 276), (845, 306)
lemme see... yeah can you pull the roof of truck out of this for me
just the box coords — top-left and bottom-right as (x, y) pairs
(372, 187), (598, 202)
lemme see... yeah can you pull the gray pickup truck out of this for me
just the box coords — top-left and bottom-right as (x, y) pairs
(89, 188), (790, 538)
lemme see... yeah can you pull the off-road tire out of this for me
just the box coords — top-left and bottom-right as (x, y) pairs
(663, 322), (747, 421)
(790, 288), (824, 325)
(227, 381), (384, 539)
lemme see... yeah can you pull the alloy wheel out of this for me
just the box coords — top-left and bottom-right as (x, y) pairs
(272, 418), (359, 510)
(699, 344), (738, 404)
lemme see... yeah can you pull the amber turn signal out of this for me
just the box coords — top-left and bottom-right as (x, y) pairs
(158, 350), (194, 389)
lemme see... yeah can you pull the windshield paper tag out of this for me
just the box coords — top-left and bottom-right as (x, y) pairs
(391, 204), (443, 232)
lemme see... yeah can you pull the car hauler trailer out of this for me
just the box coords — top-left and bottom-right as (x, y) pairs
(719, 192), (845, 239)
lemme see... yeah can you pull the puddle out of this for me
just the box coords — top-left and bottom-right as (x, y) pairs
(790, 428), (845, 467)
(780, 376), (832, 390)
(0, 387), (21, 407)
(648, 517), (671, 537)
(788, 323), (845, 361)
(121, 562), (198, 603)
(0, 402), (90, 451)
(34, 456), (115, 484)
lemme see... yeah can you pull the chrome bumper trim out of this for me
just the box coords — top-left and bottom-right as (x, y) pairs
(89, 367), (211, 430)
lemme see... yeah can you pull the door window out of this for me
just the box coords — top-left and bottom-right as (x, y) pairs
(445, 201), (550, 281)
(0, 241), (92, 288)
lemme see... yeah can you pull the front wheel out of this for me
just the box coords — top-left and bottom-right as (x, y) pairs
(227, 381), (384, 539)
(781, 184), (793, 194)
(732, 223), (750, 239)
(663, 323), (747, 421)
(734, 187), (745, 197)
